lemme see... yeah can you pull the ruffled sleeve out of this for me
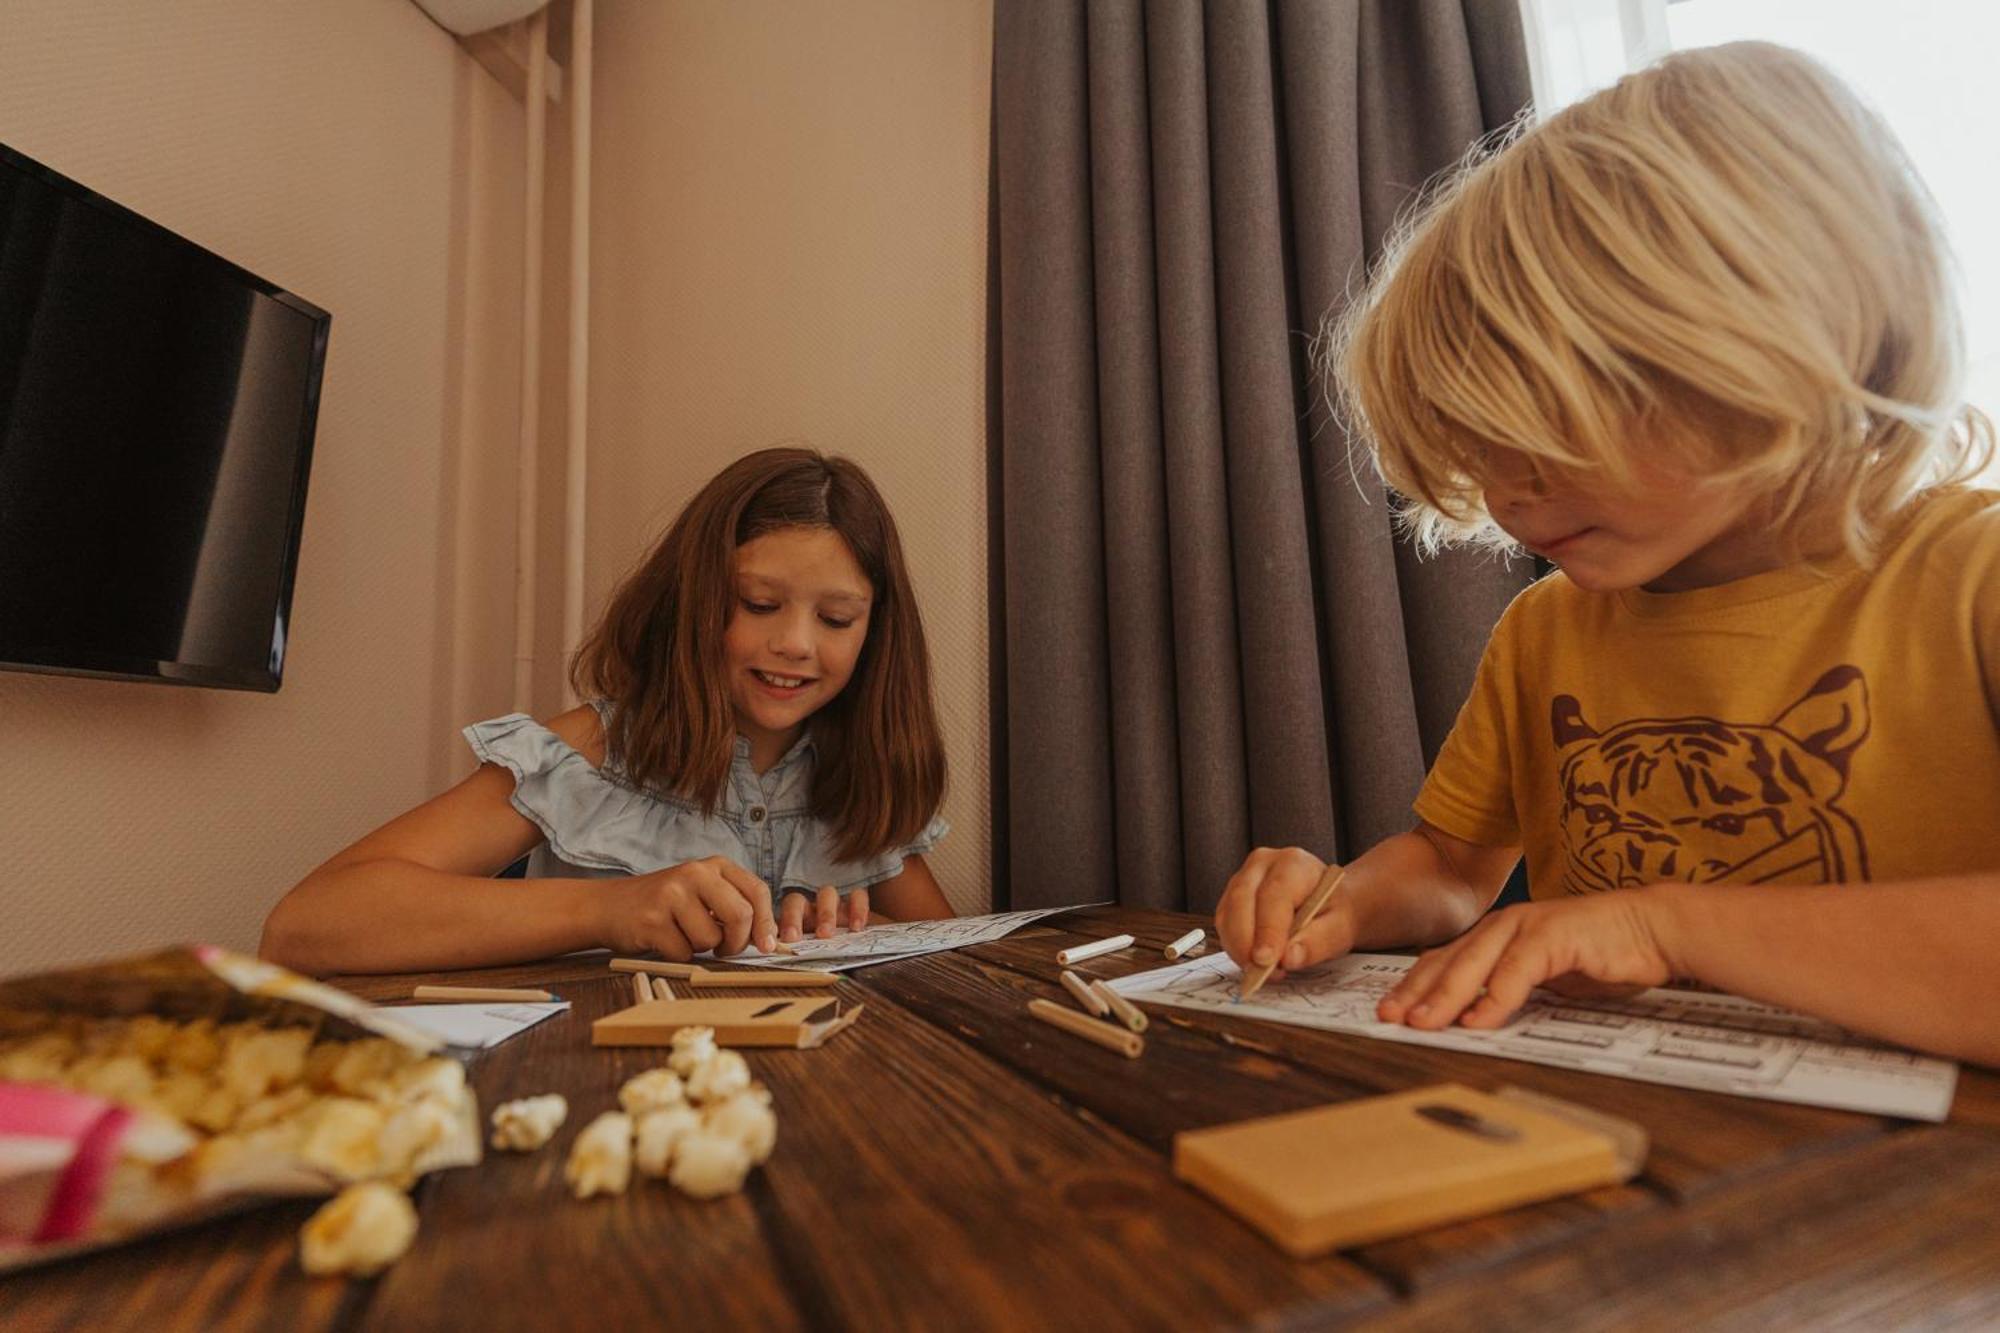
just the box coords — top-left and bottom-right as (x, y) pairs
(463, 713), (749, 876)
(774, 811), (950, 895)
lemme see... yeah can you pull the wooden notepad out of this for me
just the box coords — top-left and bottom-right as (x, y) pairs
(1173, 1083), (1646, 1257)
(591, 996), (863, 1049)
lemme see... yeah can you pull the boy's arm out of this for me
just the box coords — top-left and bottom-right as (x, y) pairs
(1651, 876), (2000, 1066)
(1215, 823), (1522, 973)
(1382, 872), (2000, 1068)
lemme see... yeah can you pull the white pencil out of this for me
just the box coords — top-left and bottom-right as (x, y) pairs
(1055, 934), (1134, 966)
(1164, 928), (1205, 960)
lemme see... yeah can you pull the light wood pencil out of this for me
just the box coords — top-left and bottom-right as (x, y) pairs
(409, 985), (555, 1003)
(650, 976), (674, 1001)
(609, 958), (702, 979)
(687, 969), (840, 989)
(631, 972), (652, 1007)
(1027, 998), (1144, 1059)
(1090, 979), (1148, 1034)
(1236, 863), (1347, 1004)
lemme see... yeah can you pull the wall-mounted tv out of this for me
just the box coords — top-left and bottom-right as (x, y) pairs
(0, 143), (330, 692)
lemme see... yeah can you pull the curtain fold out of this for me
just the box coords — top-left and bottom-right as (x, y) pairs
(993, 0), (1535, 913)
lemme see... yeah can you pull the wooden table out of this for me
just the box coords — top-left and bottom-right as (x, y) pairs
(7, 905), (2000, 1330)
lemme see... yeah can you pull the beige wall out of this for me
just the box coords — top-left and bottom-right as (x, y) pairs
(581, 0), (994, 912)
(0, 0), (528, 974)
(1, 0), (994, 975)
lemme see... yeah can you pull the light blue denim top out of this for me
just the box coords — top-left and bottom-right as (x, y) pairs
(463, 705), (946, 895)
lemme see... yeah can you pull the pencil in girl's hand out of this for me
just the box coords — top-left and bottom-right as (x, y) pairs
(1236, 863), (1346, 1004)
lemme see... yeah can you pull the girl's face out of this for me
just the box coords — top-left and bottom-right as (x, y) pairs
(1480, 446), (1779, 593)
(723, 526), (873, 767)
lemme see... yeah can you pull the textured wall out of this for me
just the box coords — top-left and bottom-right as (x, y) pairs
(584, 0), (994, 911)
(0, 0), (527, 973)
(0, 0), (995, 977)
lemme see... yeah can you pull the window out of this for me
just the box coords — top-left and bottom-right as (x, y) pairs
(1520, 1), (1998, 455)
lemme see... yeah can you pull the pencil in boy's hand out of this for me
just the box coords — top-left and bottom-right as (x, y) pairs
(1236, 862), (1346, 1004)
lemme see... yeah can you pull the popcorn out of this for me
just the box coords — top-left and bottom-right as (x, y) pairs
(162, 1019), (222, 1073)
(0, 1032), (80, 1084)
(666, 1026), (718, 1078)
(186, 1085), (242, 1135)
(299, 1098), (389, 1182)
(299, 1182), (419, 1277)
(667, 1130), (752, 1199)
(684, 1050), (751, 1105)
(387, 1056), (467, 1106)
(74, 1054), (156, 1107)
(565, 1112), (634, 1198)
(379, 1099), (460, 1179)
(617, 1068), (685, 1115)
(235, 1085), (316, 1132)
(327, 1038), (417, 1098)
(489, 1094), (568, 1152)
(703, 1088), (778, 1165)
(633, 1105), (702, 1178)
(220, 1026), (312, 1103)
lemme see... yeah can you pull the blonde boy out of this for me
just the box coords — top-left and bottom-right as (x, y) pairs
(1216, 42), (2000, 1065)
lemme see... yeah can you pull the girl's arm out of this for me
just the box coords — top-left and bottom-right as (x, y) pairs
(1215, 823), (1523, 972)
(868, 854), (953, 921)
(261, 708), (777, 975)
(1380, 872), (2000, 1068)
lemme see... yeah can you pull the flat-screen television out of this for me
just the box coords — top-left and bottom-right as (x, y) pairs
(0, 143), (329, 692)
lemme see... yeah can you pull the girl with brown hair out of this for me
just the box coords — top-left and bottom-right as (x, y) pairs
(262, 447), (952, 974)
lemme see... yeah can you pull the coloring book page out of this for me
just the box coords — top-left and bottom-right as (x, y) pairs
(1107, 952), (1958, 1121)
(713, 906), (1091, 973)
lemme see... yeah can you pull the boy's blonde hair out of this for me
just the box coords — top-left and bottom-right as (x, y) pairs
(1332, 40), (1994, 560)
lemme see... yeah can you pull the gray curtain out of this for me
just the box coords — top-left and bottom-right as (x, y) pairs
(990, 0), (1536, 912)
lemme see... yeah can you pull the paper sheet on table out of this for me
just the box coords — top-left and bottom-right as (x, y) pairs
(1107, 952), (1958, 1122)
(379, 1001), (570, 1049)
(698, 905), (1095, 972)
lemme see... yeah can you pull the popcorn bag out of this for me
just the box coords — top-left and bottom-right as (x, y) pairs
(0, 945), (481, 1272)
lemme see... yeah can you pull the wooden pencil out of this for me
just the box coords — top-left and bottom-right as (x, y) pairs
(687, 969), (840, 989)
(609, 958), (702, 979)
(1060, 968), (1111, 1017)
(1027, 998), (1144, 1059)
(631, 972), (652, 1007)
(649, 976), (674, 1001)
(1236, 863), (1347, 1004)
(1090, 979), (1149, 1034)
(409, 984), (555, 1003)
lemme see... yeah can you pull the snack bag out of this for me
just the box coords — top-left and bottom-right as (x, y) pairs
(0, 946), (481, 1271)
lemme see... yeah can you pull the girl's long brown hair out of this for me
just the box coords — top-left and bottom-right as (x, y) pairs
(569, 447), (946, 863)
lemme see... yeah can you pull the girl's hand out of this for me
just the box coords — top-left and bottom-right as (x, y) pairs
(599, 856), (778, 960)
(778, 885), (870, 942)
(1215, 847), (1357, 975)
(1378, 892), (1674, 1030)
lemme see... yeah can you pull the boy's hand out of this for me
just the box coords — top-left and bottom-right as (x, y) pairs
(1378, 891), (1675, 1030)
(601, 856), (778, 960)
(778, 885), (871, 943)
(1216, 847), (1357, 975)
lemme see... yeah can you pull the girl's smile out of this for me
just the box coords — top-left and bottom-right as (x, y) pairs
(725, 526), (873, 770)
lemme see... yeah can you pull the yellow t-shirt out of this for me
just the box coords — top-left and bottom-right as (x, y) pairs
(1414, 486), (2000, 897)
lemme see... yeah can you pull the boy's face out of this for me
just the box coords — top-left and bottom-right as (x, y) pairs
(1480, 446), (1775, 593)
(724, 526), (874, 766)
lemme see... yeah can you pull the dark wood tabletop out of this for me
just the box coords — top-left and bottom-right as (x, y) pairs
(6, 904), (1999, 1331)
